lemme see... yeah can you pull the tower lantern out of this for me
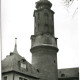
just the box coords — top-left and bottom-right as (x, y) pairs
(34, 0), (55, 36)
(30, 0), (59, 80)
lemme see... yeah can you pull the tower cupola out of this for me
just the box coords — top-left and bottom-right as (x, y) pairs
(34, 0), (54, 36)
(36, 0), (52, 9)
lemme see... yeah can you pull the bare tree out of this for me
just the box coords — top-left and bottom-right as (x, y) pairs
(62, 0), (78, 17)
(63, 0), (74, 7)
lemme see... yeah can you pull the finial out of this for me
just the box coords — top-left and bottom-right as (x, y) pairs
(13, 38), (18, 53)
(40, 0), (48, 1)
(36, 0), (52, 9)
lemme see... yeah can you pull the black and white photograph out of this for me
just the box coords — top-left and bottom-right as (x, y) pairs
(1, 0), (79, 80)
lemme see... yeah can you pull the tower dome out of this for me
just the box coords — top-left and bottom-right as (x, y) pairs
(36, 0), (52, 9)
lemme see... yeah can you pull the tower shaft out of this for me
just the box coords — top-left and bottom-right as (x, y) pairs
(30, 0), (59, 80)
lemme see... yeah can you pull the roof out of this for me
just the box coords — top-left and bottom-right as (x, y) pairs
(2, 52), (39, 78)
(2, 38), (40, 78)
(58, 67), (79, 78)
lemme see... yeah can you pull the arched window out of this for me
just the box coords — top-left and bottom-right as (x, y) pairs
(38, 13), (40, 20)
(44, 13), (49, 24)
(35, 27), (36, 33)
(38, 23), (40, 31)
(44, 13), (48, 19)
(35, 16), (36, 23)
(44, 24), (49, 33)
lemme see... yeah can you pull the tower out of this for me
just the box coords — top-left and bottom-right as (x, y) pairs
(30, 0), (59, 80)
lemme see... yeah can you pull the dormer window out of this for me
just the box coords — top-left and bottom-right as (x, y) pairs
(21, 63), (26, 69)
(19, 59), (27, 69)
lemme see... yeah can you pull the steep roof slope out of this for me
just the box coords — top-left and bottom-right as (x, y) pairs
(2, 52), (39, 78)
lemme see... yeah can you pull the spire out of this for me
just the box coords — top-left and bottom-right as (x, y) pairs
(13, 38), (18, 53)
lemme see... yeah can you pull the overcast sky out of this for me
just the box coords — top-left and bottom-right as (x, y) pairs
(1, 0), (79, 69)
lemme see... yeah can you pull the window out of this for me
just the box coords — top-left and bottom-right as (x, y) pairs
(38, 23), (40, 31)
(35, 27), (36, 32)
(54, 60), (55, 63)
(20, 59), (27, 69)
(38, 23), (39, 27)
(44, 13), (49, 24)
(21, 63), (26, 69)
(61, 74), (65, 77)
(44, 13), (49, 20)
(4, 76), (7, 80)
(38, 13), (40, 20)
(45, 24), (49, 33)
(19, 77), (23, 80)
(37, 69), (40, 72)
(35, 16), (36, 23)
